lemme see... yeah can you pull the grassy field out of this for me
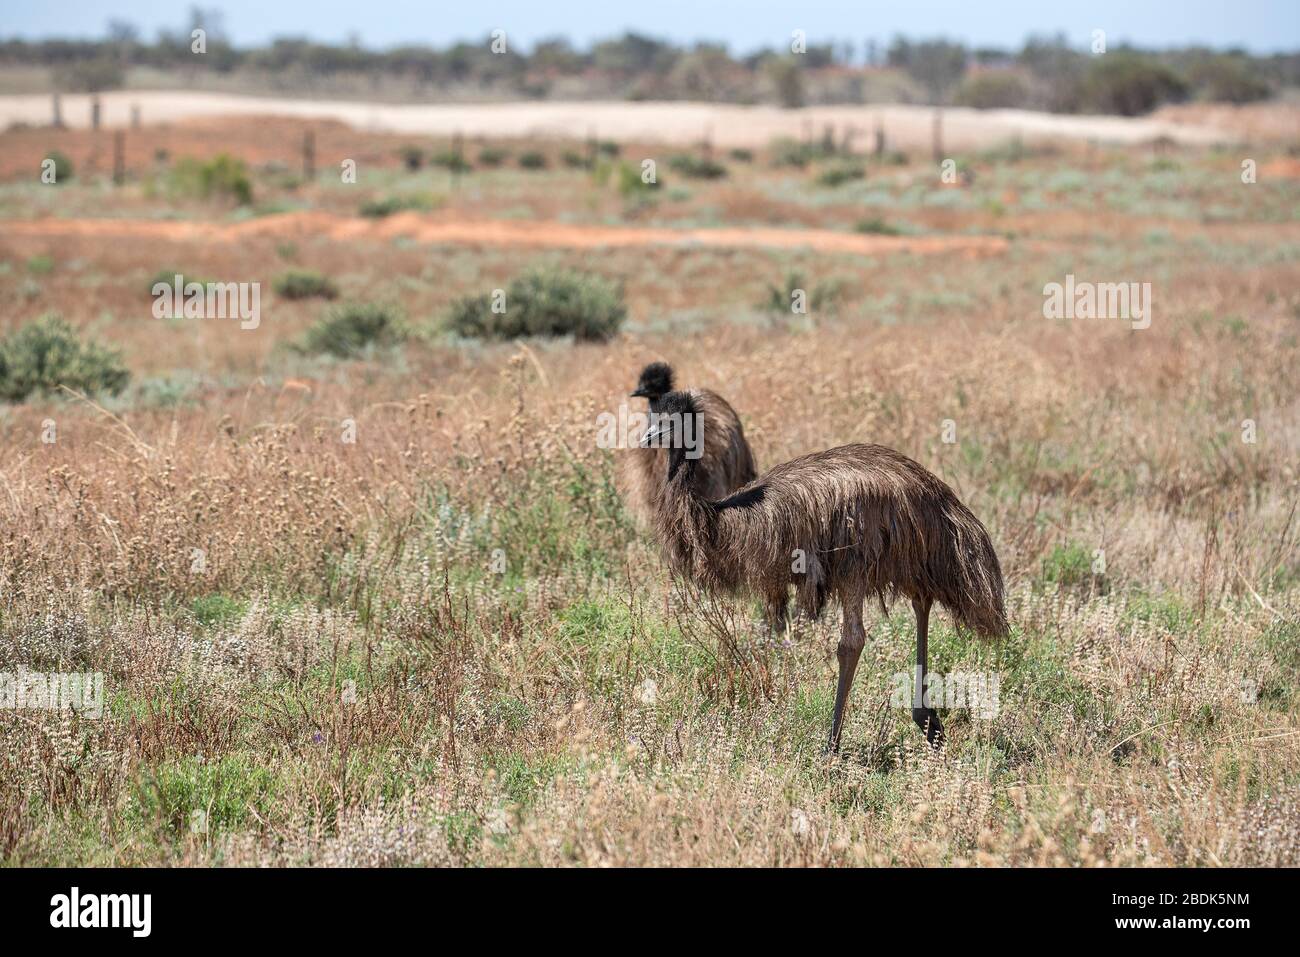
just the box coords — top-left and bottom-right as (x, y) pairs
(0, 114), (1297, 866)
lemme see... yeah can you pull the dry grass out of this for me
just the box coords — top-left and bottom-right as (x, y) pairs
(0, 124), (1297, 866)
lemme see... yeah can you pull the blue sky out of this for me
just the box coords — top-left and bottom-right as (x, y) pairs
(4, 0), (1298, 52)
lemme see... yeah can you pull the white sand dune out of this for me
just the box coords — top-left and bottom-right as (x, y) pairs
(0, 90), (1243, 150)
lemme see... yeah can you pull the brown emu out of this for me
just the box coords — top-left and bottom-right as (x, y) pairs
(622, 362), (756, 524)
(644, 390), (1008, 750)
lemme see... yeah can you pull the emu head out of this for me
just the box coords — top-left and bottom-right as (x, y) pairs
(630, 362), (674, 406)
(640, 389), (701, 483)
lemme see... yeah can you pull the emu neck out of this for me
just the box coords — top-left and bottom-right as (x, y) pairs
(658, 462), (721, 587)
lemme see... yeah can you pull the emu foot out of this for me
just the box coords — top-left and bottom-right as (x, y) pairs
(912, 708), (944, 748)
(761, 607), (788, 642)
(826, 724), (847, 756)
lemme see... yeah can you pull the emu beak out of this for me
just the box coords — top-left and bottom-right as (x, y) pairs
(639, 425), (667, 448)
(630, 388), (648, 398)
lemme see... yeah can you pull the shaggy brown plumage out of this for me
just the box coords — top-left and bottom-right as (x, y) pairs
(621, 363), (756, 526)
(646, 390), (1008, 750)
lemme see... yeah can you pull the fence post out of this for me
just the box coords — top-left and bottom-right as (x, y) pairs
(52, 92), (63, 128)
(90, 95), (101, 131)
(302, 129), (316, 181)
(113, 130), (125, 185)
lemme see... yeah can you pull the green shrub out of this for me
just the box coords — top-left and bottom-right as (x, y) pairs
(761, 269), (841, 314)
(668, 154), (728, 180)
(430, 148), (471, 173)
(855, 217), (901, 235)
(0, 314), (129, 402)
(769, 136), (840, 169)
(27, 254), (55, 275)
(133, 372), (202, 408)
(168, 154), (253, 205)
(615, 160), (661, 199)
(359, 194), (436, 218)
(273, 269), (339, 301)
(561, 149), (592, 169)
(132, 755), (274, 837)
(44, 150), (73, 183)
(298, 302), (406, 358)
(728, 148), (754, 163)
(518, 151), (548, 170)
(592, 158), (662, 201)
(189, 593), (246, 627)
(815, 163), (866, 188)
(147, 270), (212, 298)
(446, 268), (626, 341)
(477, 147), (510, 167)
(1039, 542), (1098, 588)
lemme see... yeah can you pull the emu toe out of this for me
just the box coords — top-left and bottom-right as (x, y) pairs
(912, 708), (944, 748)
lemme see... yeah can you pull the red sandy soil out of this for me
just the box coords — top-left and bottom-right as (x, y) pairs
(2, 211), (1010, 257)
(1259, 156), (1300, 179)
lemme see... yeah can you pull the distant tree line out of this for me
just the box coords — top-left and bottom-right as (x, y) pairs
(1, 15), (1294, 116)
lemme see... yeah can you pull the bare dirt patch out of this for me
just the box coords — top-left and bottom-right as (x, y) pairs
(1152, 100), (1300, 144)
(1, 91), (1251, 150)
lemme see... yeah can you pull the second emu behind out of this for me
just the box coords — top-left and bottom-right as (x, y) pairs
(623, 362), (756, 524)
(644, 390), (1008, 750)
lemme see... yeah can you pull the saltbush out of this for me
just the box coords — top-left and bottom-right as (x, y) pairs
(298, 302), (405, 358)
(168, 154), (253, 205)
(668, 155), (728, 180)
(44, 150), (74, 183)
(446, 268), (626, 341)
(0, 314), (129, 402)
(273, 269), (339, 301)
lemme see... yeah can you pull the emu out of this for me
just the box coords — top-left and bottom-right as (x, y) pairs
(623, 362), (756, 524)
(643, 390), (1008, 750)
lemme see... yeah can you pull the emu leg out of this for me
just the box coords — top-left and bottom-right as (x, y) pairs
(911, 596), (943, 747)
(763, 589), (788, 639)
(828, 599), (866, 753)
